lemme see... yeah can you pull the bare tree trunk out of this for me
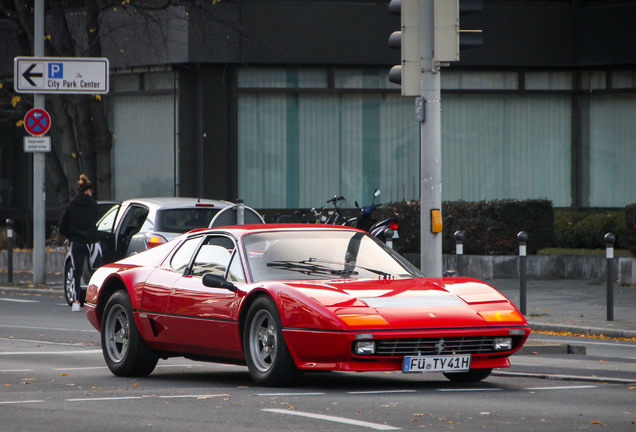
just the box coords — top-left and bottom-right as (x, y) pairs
(85, 0), (113, 200)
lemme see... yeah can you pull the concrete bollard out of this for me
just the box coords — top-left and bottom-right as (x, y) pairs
(517, 231), (528, 315)
(454, 230), (464, 276)
(6, 218), (13, 283)
(605, 233), (615, 321)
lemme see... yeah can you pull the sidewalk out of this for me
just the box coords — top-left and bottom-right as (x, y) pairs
(1, 271), (635, 340)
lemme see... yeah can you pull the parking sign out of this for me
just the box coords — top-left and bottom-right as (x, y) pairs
(14, 56), (109, 94)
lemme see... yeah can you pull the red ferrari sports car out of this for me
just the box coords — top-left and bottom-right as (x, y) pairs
(85, 224), (530, 387)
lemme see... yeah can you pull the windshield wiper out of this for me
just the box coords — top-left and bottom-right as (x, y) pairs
(305, 258), (392, 279)
(266, 260), (357, 277)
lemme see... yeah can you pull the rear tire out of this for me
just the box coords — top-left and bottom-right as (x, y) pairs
(444, 368), (493, 383)
(101, 290), (158, 377)
(243, 296), (302, 387)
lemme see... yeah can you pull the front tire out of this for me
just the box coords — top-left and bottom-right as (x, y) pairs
(243, 296), (301, 387)
(101, 291), (158, 377)
(63, 260), (74, 306)
(444, 368), (493, 383)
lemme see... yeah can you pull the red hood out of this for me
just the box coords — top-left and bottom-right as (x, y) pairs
(274, 277), (526, 330)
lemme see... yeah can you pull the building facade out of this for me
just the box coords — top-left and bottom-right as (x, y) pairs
(2, 0), (636, 243)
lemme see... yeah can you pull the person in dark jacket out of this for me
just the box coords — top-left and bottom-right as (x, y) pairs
(59, 174), (102, 311)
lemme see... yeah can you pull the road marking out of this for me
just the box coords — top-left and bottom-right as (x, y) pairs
(256, 392), (325, 396)
(53, 366), (107, 371)
(67, 396), (144, 402)
(263, 408), (401, 430)
(348, 390), (417, 395)
(67, 394), (228, 402)
(1, 337), (95, 346)
(0, 324), (96, 333)
(158, 394), (228, 399)
(0, 298), (39, 303)
(0, 349), (101, 356)
(525, 385), (597, 391)
(0, 400), (44, 405)
(0, 369), (34, 373)
(437, 388), (503, 392)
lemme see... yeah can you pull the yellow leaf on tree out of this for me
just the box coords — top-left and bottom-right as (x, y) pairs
(11, 96), (21, 107)
(16, 120), (24, 127)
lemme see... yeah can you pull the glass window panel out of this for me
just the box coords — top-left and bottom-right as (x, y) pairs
(111, 94), (175, 199)
(612, 70), (636, 89)
(112, 74), (139, 92)
(238, 67), (327, 88)
(525, 71), (572, 90)
(144, 71), (174, 90)
(589, 94), (636, 206)
(441, 94), (571, 206)
(335, 69), (399, 90)
(442, 70), (518, 90)
(238, 91), (419, 208)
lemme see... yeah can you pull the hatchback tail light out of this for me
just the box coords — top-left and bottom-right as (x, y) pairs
(145, 233), (168, 249)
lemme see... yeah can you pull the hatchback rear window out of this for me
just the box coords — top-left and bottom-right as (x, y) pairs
(156, 208), (220, 233)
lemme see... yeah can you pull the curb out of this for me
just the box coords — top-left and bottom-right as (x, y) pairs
(529, 321), (636, 341)
(494, 370), (636, 385)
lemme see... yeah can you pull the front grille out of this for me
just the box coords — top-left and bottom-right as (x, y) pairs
(372, 336), (519, 357)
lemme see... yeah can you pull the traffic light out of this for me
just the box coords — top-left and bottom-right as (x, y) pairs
(388, 0), (421, 96)
(459, 0), (483, 52)
(433, 0), (483, 63)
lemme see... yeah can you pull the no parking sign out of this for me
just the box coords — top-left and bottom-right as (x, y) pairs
(23, 108), (51, 152)
(24, 108), (51, 136)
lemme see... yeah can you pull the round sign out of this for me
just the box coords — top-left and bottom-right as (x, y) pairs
(24, 108), (51, 136)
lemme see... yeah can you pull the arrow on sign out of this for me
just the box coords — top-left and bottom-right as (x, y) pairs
(22, 64), (42, 86)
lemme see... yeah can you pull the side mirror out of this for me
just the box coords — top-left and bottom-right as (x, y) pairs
(202, 273), (238, 292)
(374, 189), (381, 197)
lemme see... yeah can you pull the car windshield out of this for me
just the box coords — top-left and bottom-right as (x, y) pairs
(155, 208), (220, 233)
(243, 230), (421, 282)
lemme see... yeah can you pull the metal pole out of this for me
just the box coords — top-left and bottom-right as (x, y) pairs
(236, 199), (245, 225)
(419, 0), (443, 277)
(605, 233), (615, 321)
(33, 0), (46, 284)
(517, 231), (528, 315)
(454, 230), (464, 276)
(385, 228), (394, 250)
(6, 219), (13, 283)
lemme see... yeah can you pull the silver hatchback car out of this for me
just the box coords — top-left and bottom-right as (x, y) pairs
(63, 197), (263, 305)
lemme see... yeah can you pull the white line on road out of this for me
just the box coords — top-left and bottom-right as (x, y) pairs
(525, 385), (597, 391)
(263, 408), (401, 430)
(53, 366), (107, 371)
(0, 400), (44, 405)
(437, 388), (503, 392)
(0, 324), (95, 333)
(67, 396), (144, 402)
(0, 349), (101, 355)
(348, 390), (417, 395)
(0, 298), (39, 303)
(255, 392), (325, 396)
(0, 369), (34, 373)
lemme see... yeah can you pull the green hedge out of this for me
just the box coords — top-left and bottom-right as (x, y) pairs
(386, 199), (555, 255)
(554, 208), (626, 250)
(627, 204), (636, 255)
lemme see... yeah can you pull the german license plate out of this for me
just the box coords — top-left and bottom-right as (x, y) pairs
(402, 354), (471, 373)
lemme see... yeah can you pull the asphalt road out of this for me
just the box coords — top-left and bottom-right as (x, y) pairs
(1, 291), (635, 432)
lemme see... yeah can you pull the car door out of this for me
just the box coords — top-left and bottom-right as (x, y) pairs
(164, 234), (246, 358)
(96, 204), (121, 265)
(113, 204), (149, 261)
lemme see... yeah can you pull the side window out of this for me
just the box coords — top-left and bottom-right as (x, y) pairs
(191, 236), (245, 282)
(170, 237), (202, 274)
(97, 205), (119, 233)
